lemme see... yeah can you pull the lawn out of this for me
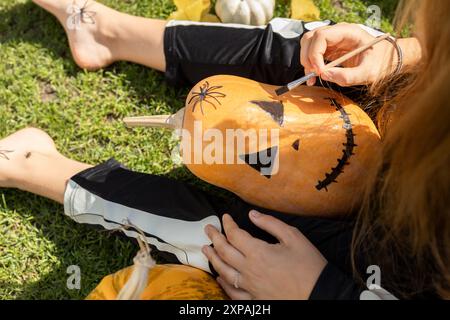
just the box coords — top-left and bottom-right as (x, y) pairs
(0, 0), (397, 299)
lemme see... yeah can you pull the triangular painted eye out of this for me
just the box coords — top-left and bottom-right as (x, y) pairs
(239, 146), (278, 179)
(251, 101), (284, 126)
(292, 139), (300, 151)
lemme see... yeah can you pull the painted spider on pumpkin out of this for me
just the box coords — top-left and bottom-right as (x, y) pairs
(187, 81), (226, 114)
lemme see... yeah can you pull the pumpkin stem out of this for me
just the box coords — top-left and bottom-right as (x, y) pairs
(123, 108), (185, 130)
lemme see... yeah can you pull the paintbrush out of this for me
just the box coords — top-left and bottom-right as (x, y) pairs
(275, 33), (390, 96)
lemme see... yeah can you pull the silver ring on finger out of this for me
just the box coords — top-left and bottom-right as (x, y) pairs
(233, 271), (241, 289)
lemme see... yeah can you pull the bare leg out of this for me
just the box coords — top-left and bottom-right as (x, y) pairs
(0, 128), (92, 204)
(32, 0), (167, 71)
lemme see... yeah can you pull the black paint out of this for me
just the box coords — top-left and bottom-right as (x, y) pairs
(239, 146), (278, 179)
(188, 81), (226, 114)
(292, 139), (300, 151)
(251, 100), (284, 126)
(316, 98), (358, 191)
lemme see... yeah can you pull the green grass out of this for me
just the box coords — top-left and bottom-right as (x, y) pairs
(0, 0), (397, 299)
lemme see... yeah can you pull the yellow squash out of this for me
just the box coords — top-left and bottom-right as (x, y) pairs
(87, 264), (227, 300)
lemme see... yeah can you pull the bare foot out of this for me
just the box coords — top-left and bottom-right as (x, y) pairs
(0, 128), (58, 188)
(33, 0), (121, 70)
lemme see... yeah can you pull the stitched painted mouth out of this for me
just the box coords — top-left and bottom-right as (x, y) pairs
(316, 98), (357, 191)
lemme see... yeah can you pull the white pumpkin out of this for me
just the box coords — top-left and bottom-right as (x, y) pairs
(215, 0), (275, 26)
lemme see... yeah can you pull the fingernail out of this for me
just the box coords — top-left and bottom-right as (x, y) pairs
(307, 78), (315, 86)
(202, 245), (209, 254)
(250, 210), (261, 218)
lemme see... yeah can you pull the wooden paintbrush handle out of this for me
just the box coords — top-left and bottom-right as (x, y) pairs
(324, 33), (390, 71)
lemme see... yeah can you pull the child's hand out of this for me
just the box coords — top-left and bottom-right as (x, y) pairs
(300, 23), (399, 87)
(203, 211), (327, 300)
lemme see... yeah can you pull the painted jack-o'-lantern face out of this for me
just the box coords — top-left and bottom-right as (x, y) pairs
(181, 75), (381, 216)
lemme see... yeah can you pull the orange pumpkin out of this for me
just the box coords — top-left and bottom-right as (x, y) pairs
(125, 75), (381, 216)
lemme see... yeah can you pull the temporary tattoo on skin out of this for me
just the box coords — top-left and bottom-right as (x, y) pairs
(188, 81), (226, 115)
(251, 100), (285, 126)
(239, 146), (278, 179)
(316, 98), (357, 191)
(0, 149), (13, 160)
(66, 0), (96, 31)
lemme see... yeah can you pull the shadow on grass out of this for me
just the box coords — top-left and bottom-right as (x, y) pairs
(0, 2), (187, 115)
(0, 2), (78, 76)
(0, 2), (193, 299)
(0, 189), (138, 299)
(0, 165), (231, 299)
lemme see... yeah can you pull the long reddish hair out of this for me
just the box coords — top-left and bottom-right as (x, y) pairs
(353, 0), (450, 299)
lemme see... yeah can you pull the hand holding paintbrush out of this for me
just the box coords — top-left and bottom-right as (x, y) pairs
(275, 33), (391, 96)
